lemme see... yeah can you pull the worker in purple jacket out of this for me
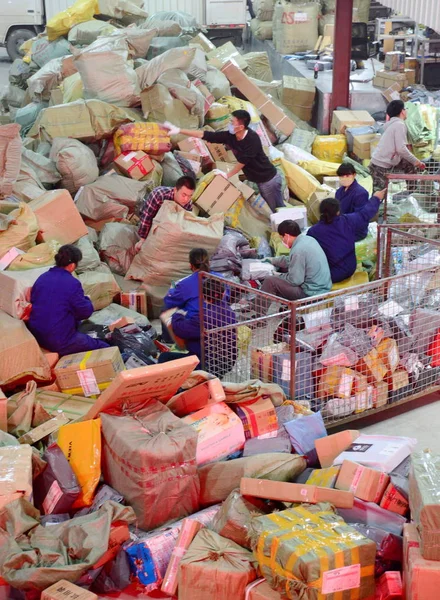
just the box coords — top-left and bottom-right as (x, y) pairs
(27, 245), (109, 356)
(307, 189), (386, 283)
(336, 163), (370, 241)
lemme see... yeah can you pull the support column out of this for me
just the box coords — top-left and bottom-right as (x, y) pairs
(331, 0), (354, 112)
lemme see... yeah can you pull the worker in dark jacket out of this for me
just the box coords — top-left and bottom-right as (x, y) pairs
(27, 245), (109, 356)
(336, 163), (370, 241)
(158, 278), (237, 378)
(307, 189), (386, 283)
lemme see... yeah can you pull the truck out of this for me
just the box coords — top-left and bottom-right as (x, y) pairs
(0, 0), (247, 61)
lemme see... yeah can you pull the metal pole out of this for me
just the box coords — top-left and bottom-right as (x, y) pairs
(331, 0), (354, 112)
(289, 301), (296, 402)
(199, 271), (206, 371)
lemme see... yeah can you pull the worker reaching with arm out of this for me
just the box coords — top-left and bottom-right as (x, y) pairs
(162, 109), (285, 213)
(369, 99), (425, 192)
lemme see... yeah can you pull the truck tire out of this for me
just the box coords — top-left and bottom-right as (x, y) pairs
(6, 28), (34, 61)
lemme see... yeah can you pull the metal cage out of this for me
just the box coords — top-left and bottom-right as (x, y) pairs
(383, 173), (440, 224)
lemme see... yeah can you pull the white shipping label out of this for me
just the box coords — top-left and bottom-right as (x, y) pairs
(122, 151), (137, 162)
(77, 368), (100, 397)
(281, 359), (291, 381)
(322, 564), (361, 594)
(294, 12), (309, 23)
(42, 480), (63, 515)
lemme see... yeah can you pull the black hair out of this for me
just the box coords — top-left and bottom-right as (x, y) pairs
(278, 220), (301, 237)
(231, 109), (251, 129)
(189, 248), (210, 272)
(337, 162), (357, 176)
(387, 99), (405, 119)
(55, 244), (82, 268)
(175, 176), (196, 191)
(319, 197), (341, 224)
(203, 278), (225, 303)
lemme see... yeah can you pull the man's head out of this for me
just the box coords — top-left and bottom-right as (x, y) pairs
(387, 99), (407, 120)
(336, 162), (357, 189)
(174, 176), (196, 207)
(55, 244), (82, 273)
(277, 220), (301, 249)
(230, 110), (251, 135)
(320, 197), (340, 224)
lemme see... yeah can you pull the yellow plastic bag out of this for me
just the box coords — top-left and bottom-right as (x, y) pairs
(270, 231), (290, 256)
(280, 157), (323, 203)
(192, 171), (216, 202)
(358, 174), (373, 196)
(8, 242), (59, 270)
(62, 72), (84, 103)
(312, 135), (347, 162)
(218, 96), (260, 123)
(46, 0), (99, 41)
(57, 418), (101, 508)
(298, 159), (341, 178)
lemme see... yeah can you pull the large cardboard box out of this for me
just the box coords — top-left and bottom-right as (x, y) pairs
(353, 133), (381, 160)
(114, 151), (154, 180)
(41, 580), (97, 600)
(404, 523), (440, 600)
(240, 477), (354, 508)
(0, 445), (33, 500)
(29, 190), (88, 245)
(221, 60), (295, 136)
(281, 76), (316, 122)
(315, 429), (360, 468)
(194, 174), (241, 215)
(54, 347), (125, 396)
(373, 69), (415, 89)
(331, 110), (376, 135)
(335, 460), (390, 503)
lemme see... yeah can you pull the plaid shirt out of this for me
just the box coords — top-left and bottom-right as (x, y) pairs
(138, 186), (192, 239)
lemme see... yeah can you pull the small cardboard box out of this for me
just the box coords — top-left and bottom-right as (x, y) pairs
(108, 316), (135, 332)
(353, 133), (381, 160)
(221, 60), (295, 136)
(377, 338), (400, 374)
(54, 347), (125, 396)
(335, 459), (389, 503)
(206, 142), (236, 163)
(380, 480), (409, 516)
(190, 32), (216, 53)
(372, 380), (389, 408)
(29, 190), (88, 245)
(250, 342), (290, 383)
(240, 477), (354, 508)
(281, 76), (316, 122)
(194, 174), (241, 215)
(41, 580), (97, 600)
(18, 413), (70, 445)
(331, 110), (376, 135)
(386, 368), (410, 392)
(356, 348), (387, 384)
(233, 396), (278, 440)
(382, 82), (402, 103)
(178, 137), (213, 165)
(385, 51), (405, 72)
(120, 290), (147, 316)
(114, 151), (154, 180)
(315, 430), (360, 468)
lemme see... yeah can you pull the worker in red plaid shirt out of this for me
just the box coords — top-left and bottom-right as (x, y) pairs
(135, 176), (196, 253)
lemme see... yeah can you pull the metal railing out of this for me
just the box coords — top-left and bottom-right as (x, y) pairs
(200, 265), (440, 428)
(383, 173), (440, 224)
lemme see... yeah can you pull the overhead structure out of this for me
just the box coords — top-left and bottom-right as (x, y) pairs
(379, 0), (440, 34)
(331, 0), (354, 112)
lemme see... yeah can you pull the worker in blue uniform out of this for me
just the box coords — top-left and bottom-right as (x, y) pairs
(336, 163), (370, 241)
(307, 189), (386, 284)
(27, 244), (110, 356)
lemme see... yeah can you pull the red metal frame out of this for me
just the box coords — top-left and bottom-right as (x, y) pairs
(331, 0), (354, 112)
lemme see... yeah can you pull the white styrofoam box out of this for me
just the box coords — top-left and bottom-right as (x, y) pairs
(270, 206), (308, 232)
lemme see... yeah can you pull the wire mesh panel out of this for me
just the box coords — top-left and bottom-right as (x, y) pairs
(377, 224), (440, 279)
(383, 174), (440, 224)
(201, 266), (440, 428)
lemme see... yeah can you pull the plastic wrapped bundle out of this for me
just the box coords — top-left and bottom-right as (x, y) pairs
(113, 122), (171, 155)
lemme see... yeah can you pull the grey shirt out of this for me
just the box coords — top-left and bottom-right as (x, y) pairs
(272, 234), (332, 297)
(371, 117), (419, 168)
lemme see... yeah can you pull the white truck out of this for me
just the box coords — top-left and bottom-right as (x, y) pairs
(0, 0), (247, 61)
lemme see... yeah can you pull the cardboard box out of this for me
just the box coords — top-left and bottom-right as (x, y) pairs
(175, 150), (203, 176)
(29, 190), (88, 245)
(41, 580), (97, 600)
(114, 151), (154, 180)
(353, 133), (381, 160)
(190, 32), (216, 53)
(386, 368), (409, 392)
(382, 82), (402, 103)
(206, 142), (236, 163)
(380, 480), (409, 516)
(178, 137), (213, 165)
(281, 76), (316, 122)
(377, 338), (400, 374)
(108, 316), (135, 332)
(315, 429), (360, 468)
(207, 42), (248, 70)
(240, 477), (354, 508)
(54, 347), (125, 396)
(221, 60), (295, 136)
(333, 434), (415, 472)
(233, 396), (278, 440)
(376, 572), (402, 600)
(404, 523), (440, 600)
(356, 348), (387, 384)
(120, 290), (147, 316)
(183, 402), (245, 466)
(331, 110), (375, 134)
(16, 390), (95, 422)
(372, 380), (388, 408)
(318, 366), (368, 399)
(194, 174), (241, 215)
(373, 69), (416, 89)
(167, 378), (225, 418)
(250, 342), (289, 383)
(0, 445), (32, 500)
(385, 51), (405, 72)
(18, 413), (70, 445)
(335, 460), (390, 503)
